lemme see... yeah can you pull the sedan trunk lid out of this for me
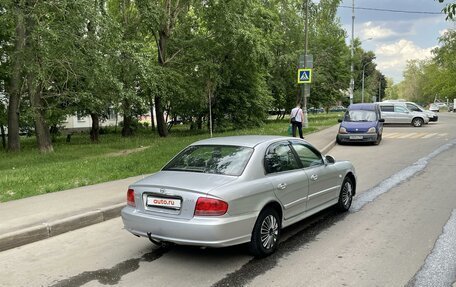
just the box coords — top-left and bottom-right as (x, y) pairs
(131, 171), (238, 219)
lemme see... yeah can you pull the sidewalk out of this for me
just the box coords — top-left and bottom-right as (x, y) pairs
(0, 125), (339, 252)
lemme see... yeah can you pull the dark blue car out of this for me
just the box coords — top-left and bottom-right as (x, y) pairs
(336, 103), (384, 145)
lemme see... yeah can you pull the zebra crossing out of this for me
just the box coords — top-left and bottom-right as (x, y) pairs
(382, 132), (448, 139)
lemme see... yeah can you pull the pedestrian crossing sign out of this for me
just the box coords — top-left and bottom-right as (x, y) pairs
(298, 68), (312, 84)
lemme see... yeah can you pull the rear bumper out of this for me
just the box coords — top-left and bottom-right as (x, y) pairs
(337, 133), (378, 143)
(121, 206), (257, 247)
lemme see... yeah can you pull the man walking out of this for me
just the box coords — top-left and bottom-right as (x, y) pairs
(290, 103), (304, 139)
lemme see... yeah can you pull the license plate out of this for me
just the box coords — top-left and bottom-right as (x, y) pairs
(147, 196), (181, 210)
(349, 135), (363, 140)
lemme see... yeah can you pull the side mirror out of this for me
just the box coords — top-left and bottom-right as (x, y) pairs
(325, 155), (335, 164)
(338, 119), (343, 123)
(379, 118), (385, 123)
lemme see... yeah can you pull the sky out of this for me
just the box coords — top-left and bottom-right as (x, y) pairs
(336, 0), (456, 84)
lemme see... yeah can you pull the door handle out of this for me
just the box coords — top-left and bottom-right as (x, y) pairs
(277, 183), (287, 190)
(310, 174), (318, 181)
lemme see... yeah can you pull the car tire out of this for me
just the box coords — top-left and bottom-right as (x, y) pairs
(337, 177), (354, 211)
(336, 137), (343, 145)
(248, 208), (281, 257)
(412, 118), (424, 127)
(374, 134), (382, 145)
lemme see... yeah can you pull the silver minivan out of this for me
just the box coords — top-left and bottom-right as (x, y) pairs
(378, 102), (429, 127)
(383, 100), (438, 122)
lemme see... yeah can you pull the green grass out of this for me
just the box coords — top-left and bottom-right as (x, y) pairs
(0, 113), (342, 202)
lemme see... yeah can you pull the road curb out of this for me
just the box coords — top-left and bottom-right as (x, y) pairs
(48, 210), (104, 237)
(0, 224), (49, 252)
(0, 203), (126, 252)
(321, 139), (336, 155)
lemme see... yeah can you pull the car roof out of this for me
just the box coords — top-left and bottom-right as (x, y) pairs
(348, 103), (378, 111)
(377, 102), (406, 106)
(191, 135), (294, 148)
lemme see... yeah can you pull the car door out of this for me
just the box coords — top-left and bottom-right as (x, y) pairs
(289, 141), (340, 211)
(394, 105), (412, 123)
(264, 141), (309, 220)
(380, 104), (394, 123)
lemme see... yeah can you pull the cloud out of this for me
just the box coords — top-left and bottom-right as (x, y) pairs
(439, 29), (448, 36)
(374, 40), (435, 81)
(359, 22), (397, 40)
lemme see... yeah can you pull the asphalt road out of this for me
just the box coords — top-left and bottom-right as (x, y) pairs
(1, 113), (456, 287)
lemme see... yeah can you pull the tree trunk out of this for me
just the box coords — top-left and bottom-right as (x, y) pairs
(155, 29), (169, 137)
(7, 87), (21, 152)
(28, 75), (53, 153)
(7, 2), (26, 152)
(49, 125), (59, 142)
(154, 95), (168, 137)
(121, 97), (133, 137)
(90, 113), (100, 142)
(149, 96), (155, 131)
(1, 125), (6, 149)
(122, 114), (133, 137)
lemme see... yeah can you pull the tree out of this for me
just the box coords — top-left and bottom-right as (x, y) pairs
(267, 0), (306, 115)
(396, 30), (456, 105)
(2, 0), (112, 152)
(309, 0), (351, 109)
(438, 0), (456, 20)
(74, 0), (123, 142)
(3, 0), (25, 152)
(107, 0), (145, 137)
(135, 0), (193, 137)
(384, 77), (400, 100)
(399, 60), (426, 102)
(201, 0), (277, 129)
(424, 29), (456, 102)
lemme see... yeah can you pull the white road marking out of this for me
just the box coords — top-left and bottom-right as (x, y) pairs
(398, 133), (418, 139)
(383, 133), (400, 138)
(383, 132), (445, 139)
(409, 133), (427, 139)
(422, 133), (438, 139)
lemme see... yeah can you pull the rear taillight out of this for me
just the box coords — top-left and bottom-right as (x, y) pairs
(127, 188), (135, 207)
(194, 197), (228, 216)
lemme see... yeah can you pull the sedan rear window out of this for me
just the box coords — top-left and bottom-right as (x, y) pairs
(163, 145), (253, 176)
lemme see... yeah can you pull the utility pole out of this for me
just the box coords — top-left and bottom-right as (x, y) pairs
(349, 0), (355, 105)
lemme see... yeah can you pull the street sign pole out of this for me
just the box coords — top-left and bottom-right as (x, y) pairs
(349, 0), (355, 105)
(303, 0), (309, 128)
(304, 56), (312, 128)
(298, 56), (313, 128)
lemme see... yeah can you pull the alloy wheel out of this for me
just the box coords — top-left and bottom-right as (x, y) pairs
(260, 215), (279, 249)
(341, 181), (353, 208)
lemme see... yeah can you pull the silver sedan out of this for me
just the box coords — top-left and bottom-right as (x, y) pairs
(121, 136), (356, 257)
